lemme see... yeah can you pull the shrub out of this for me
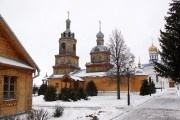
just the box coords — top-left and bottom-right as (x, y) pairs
(44, 86), (56, 101)
(26, 109), (49, 120)
(38, 84), (47, 96)
(53, 103), (64, 117)
(86, 80), (98, 96)
(58, 88), (73, 101)
(77, 88), (88, 100)
(150, 81), (156, 94)
(33, 84), (38, 96)
(140, 80), (149, 96)
(58, 88), (88, 101)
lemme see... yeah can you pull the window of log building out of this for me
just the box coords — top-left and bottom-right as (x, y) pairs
(3, 76), (16, 100)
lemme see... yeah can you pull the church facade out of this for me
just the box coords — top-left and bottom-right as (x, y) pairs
(48, 16), (148, 93)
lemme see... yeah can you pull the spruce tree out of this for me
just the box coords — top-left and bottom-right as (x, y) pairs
(140, 80), (149, 96)
(44, 86), (56, 101)
(38, 84), (47, 96)
(155, 0), (180, 82)
(86, 80), (98, 96)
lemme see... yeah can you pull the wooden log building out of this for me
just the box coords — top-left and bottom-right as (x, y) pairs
(0, 15), (40, 117)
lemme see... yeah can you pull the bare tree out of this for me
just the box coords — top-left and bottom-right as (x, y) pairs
(107, 29), (134, 99)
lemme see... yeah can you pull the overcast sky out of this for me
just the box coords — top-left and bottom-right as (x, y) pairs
(0, 0), (171, 85)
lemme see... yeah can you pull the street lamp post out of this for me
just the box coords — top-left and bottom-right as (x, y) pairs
(126, 64), (130, 106)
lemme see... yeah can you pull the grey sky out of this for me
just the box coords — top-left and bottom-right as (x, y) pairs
(0, 0), (170, 85)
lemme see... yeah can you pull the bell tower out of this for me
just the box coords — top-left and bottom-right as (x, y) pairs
(53, 12), (80, 74)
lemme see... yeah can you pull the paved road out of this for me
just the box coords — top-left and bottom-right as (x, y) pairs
(118, 89), (180, 120)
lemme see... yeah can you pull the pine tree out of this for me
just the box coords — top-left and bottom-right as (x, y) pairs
(155, 0), (180, 82)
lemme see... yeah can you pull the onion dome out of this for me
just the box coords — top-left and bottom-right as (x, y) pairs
(66, 18), (71, 23)
(91, 45), (108, 53)
(96, 21), (104, 39)
(96, 31), (104, 39)
(148, 43), (157, 52)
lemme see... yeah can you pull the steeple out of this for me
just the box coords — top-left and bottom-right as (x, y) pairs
(86, 21), (112, 73)
(61, 11), (75, 39)
(66, 11), (71, 29)
(54, 12), (80, 74)
(96, 21), (104, 45)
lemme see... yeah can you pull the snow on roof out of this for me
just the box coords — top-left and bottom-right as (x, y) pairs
(48, 68), (147, 81)
(0, 15), (40, 72)
(72, 69), (106, 78)
(134, 68), (147, 76)
(48, 74), (83, 81)
(48, 74), (64, 79)
(70, 76), (83, 81)
(0, 56), (33, 69)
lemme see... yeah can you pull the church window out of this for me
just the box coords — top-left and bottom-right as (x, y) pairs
(61, 43), (65, 51)
(73, 44), (76, 51)
(156, 75), (159, 82)
(68, 32), (71, 37)
(3, 76), (16, 100)
(72, 33), (74, 38)
(56, 83), (59, 88)
(63, 33), (66, 37)
(99, 56), (102, 62)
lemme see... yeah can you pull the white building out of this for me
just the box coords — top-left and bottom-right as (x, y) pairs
(140, 43), (169, 89)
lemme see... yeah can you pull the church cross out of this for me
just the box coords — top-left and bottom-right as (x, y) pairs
(67, 11), (70, 19)
(99, 21), (101, 31)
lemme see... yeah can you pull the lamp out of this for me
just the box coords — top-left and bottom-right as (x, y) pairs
(126, 63), (130, 106)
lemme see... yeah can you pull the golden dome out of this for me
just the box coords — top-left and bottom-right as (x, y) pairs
(148, 44), (157, 52)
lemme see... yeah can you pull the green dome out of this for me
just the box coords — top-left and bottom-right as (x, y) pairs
(96, 31), (104, 39)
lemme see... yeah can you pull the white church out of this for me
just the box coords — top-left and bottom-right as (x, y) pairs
(139, 43), (171, 89)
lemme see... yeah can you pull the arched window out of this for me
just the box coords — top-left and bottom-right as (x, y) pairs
(63, 33), (66, 37)
(72, 33), (74, 38)
(61, 43), (65, 51)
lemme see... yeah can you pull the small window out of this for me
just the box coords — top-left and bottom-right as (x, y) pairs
(73, 44), (76, 51)
(68, 32), (71, 37)
(56, 83), (59, 88)
(61, 43), (65, 50)
(3, 76), (16, 100)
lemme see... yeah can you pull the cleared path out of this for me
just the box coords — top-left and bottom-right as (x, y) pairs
(118, 89), (180, 120)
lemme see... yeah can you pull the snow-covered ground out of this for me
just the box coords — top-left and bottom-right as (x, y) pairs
(117, 88), (180, 120)
(32, 90), (166, 120)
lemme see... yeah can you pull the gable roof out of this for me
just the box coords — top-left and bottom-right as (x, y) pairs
(0, 14), (40, 78)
